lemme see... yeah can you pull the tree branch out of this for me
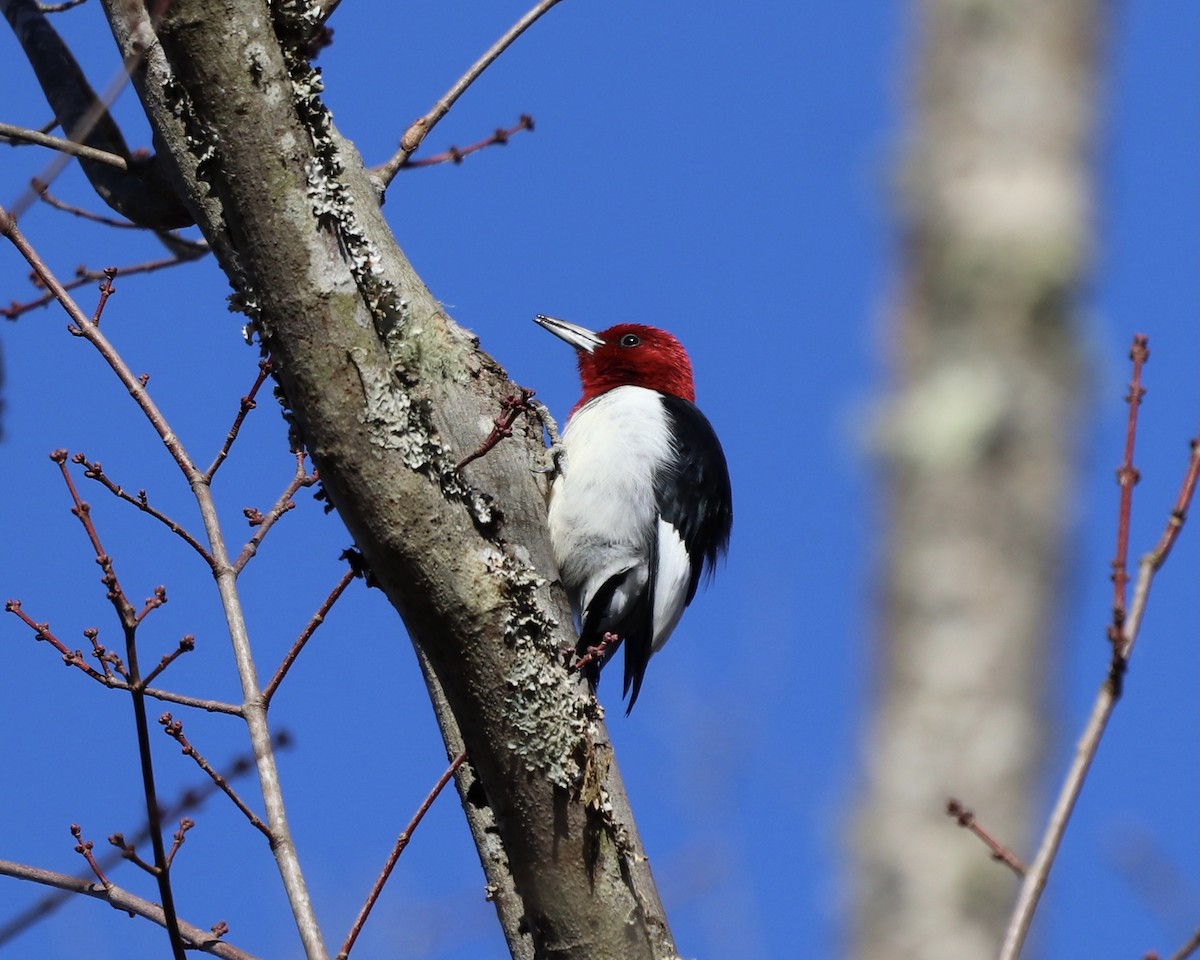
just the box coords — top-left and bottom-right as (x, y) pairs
(0, 859), (257, 960)
(376, 0), (562, 185)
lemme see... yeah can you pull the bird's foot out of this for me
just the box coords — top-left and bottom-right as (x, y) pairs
(568, 633), (617, 673)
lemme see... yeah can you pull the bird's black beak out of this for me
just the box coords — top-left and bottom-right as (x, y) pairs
(534, 314), (604, 354)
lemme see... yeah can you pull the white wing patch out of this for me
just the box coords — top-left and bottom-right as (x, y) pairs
(651, 518), (691, 652)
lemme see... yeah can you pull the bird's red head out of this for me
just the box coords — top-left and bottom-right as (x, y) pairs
(535, 316), (696, 406)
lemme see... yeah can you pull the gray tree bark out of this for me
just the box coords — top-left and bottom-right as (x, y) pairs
(854, 2), (1100, 958)
(56, 2), (679, 958)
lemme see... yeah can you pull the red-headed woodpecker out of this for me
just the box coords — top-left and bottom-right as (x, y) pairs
(534, 315), (733, 711)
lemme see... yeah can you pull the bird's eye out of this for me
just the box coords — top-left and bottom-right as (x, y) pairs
(620, 333), (641, 347)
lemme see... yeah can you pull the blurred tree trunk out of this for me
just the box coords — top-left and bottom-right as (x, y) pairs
(854, 2), (1100, 958)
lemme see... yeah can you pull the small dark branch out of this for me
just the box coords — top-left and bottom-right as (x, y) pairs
(1, 736), (286, 946)
(264, 567), (357, 703)
(2, 254), (201, 321)
(1161, 927), (1200, 960)
(164, 819), (195, 869)
(139, 635), (195, 689)
(0, 121), (128, 169)
(232, 454), (317, 574)
(38, 0), (90, 12)
(944, 799), (1026, 877)
(33, 178), (141, 227)
(0, 859), (258, 959)
(159, 714), (272, 840)
(74, 453), (214, 564)
(5, 601), (109, 682)
(456, 387), (536, 472)
(134, 585), (169, 625)
(89, 266), (117, 326)
(1108, 334), (1149, 667)
(107, 832), (159, 875)
(50, 449), (136, 624)
(84, 626), (125, 679)
(1143, 438), (1200, 575)
(138, 687), (242, 716)
(337, 750), (469, 960)
(397, 115), (534, 170)
(204, 358), (274, 482)
(70, 824), (113, 887)
(377, 0), (564, 185)
(1000, 342), (1200, 960)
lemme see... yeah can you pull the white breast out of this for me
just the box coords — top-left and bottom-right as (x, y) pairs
(548, 385), (673, 627)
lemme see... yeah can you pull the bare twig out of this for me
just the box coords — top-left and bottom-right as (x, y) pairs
(108, 832), (159, 875)
(1159, 926), (1200, 960)
(394, 114), (534, 170)
(0, 859), (257, 960)
(456, 387), (537, 472)
(0, 121), (128, 169)
(2, 203), (325, 960)
(377, 0), (563, 185)
(70, 824), (113, 887)
(140, 635), (195, 687)
(336, 750), (469, 960)
(75, 454), (215, 563)
(264, 567), (357, 703)
(1108, 335), (1149, 662)
(164, 818), (195, 869)
(33, 178), (142, 227)
(998, 339), (1200, 960)
(159, 714), (272, 840)
(232, 453), (317, 573)
(5, 601), (109, 682)
(5, 598), (241, 714)
(0, 735), (289, 946)
(2, 254), (203, 320)
(204, 358), (274, 482)
(944, 799), (1026, 876)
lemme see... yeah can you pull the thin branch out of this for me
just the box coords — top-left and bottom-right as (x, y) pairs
(337, 750), (469, 960)
(1160, 927), (1200, 960)
(232, 453), (317, 574)
(5, 601), (109, 682)
(33, 178), (143, 227)
(944, 799), (1026, 876)
(455, 387), (536, 472)
(1, 205), (326, 958)
(377, 0), (563, 185)
(998, 342), (1200, 960)
(70, 824), (113, 887)
(164, 818), (195, 869)
(0, 859), (257, 960)
(393, 115), (534, 171)
(1108, 335), (1149, 662)
(264, 567), (357, 703)
(2, 254), (202, 320)
(204, 358), (275, 482)
(5, 598), (241, 713)
(159, 714), (273, 840)
(0, 120), (129, 169)
(75, 453), (215, 564)
(0, 734), (288, 947)
(140, 635), (196, 688)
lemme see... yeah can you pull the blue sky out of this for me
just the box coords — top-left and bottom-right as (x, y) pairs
(1, 4), (1196, 959)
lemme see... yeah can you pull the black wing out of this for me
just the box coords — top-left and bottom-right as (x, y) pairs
(655, 395), (733, 603)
